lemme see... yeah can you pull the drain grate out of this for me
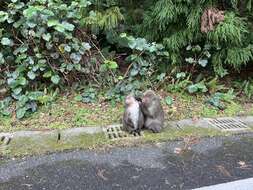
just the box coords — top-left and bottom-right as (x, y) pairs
(103, 125), (144, 140)
(208, 118), (250, 132)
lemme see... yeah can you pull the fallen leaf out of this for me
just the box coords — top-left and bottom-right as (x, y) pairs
(216, 165), (231, 177)
(97, 169), (108, 181)
(174, 148), (182, 154)
(238, 161), (251, 169)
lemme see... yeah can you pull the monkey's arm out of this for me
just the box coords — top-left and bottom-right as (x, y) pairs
(123, 111), (134, 129)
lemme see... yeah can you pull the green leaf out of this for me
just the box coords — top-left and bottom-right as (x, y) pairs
(17, 77), (27, 86)
(0, 52), (4, 64)
(104, 60), (118, 69)
(51, 75), (60, 84)
(64, 45), (71, 52)
(13, 87), (22, 95)
(1, 37), (13, 46)
(55, 24), (65, 33)
(135, 38), (148, 51)
(185, 58), (195, 64)
(16, 107), (27, 119)
(47, 19), (59, 27)
(81, 42), (91, 50)
(130, 69), (139, 76)
(62, 21), (75, 31)
(187, 85), (198, 94)
(198, 59), (208, 67)
(176, 72), (186, 79)
(42, 33), (51, 41)
(27, 71), (36, 80)
(70, 53), (82, 64)
(43, 71), (52, 78)
(23, 6), (38, 18)
(0, 11), (8, 23)
(74, 95), (82, 102)
(165, 96), (173, 106)
(28, 91), (44, 100)
(27, 21), (36, 28)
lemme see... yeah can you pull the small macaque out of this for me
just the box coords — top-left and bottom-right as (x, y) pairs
(141, 90), (165, 133)
(122, 94), (144, 134)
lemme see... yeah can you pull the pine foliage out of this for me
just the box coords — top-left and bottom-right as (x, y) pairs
(141, 0), (253, 75)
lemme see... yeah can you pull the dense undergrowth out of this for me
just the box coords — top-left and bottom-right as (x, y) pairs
(0, 0), (252, 120)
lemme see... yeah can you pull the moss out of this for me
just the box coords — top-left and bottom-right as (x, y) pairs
(1, 133), (108, 157)
(47, 123), (69, 130)
(142, 126), (226, 143)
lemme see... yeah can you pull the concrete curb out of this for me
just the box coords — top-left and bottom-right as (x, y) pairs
(1, 116), (253, 148)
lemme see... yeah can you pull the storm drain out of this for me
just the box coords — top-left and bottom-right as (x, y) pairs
(103, 125), (143, 140)
(208, 118), (250, 132)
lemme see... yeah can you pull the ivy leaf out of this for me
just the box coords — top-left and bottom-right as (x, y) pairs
(51, 75), (60, 84)
(16, 107), (27, 119)
(134, 38), (148, 51)
(185, 57), (195, 64)
(47, 19), (59, 27)
(17, 77), (27, 86)
(26, 101), (37, 112)
(1, 37), (13, 46)
(198, 59), (208, 67)
(81, 42), (91, 50)
(165, 96), (173, 106)
(176, 72), (186, 79)
(62, 21), (75, 31)
(186, 45), (192, 51)
(0, 11), (8, 23)
(130, 69), (139, 76)
(64, 45), (71, 52)
(23, 6), (39, 18)
(27, 21), (36, 28)
(18, 95), (29, 106)
(13, 87), (22, 95)
(28, 91), (43, 100)
(55, 24), (65, 33)
(42, 33), (51, 41)
(156, 73), (166, 81)
(43, 71), (52, 78)
(70, 53), (82, 64)
(187, 84), (198, 94)
(27, 71), (36, 80)
(104, 60), (118, 69)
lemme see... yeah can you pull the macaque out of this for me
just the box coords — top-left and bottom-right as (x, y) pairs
(141, 90), (164, 133)
(122, 94), (144, 134)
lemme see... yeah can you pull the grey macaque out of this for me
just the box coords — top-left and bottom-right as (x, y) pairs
(122, 94), (144, 133)
(141, 90), (164, 133)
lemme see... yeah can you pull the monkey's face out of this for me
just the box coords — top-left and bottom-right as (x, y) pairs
(142, 91), (156, 107)
(125, 95), (136, 106)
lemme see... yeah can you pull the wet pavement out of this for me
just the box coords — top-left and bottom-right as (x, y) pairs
(0, 134), (253, 190)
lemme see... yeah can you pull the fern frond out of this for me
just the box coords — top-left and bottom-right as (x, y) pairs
(225, 45), (253, 68)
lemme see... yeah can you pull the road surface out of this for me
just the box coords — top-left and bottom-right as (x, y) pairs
(0, 134), (253, 190)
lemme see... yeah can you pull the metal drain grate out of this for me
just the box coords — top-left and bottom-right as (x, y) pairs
(103, 125), (143, 140)
(208, 118), (250, 132)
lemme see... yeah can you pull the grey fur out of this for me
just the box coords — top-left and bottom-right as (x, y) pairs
(141, 90), (165, 133)
(122, 96), (144, 133)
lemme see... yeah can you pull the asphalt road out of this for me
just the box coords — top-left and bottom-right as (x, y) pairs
(0, 134), (253, 190)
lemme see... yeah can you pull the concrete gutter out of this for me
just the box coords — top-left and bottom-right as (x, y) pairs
(0, 116), (253, 149)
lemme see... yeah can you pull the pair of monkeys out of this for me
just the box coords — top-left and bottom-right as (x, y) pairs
(123, 90), (165, 133)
